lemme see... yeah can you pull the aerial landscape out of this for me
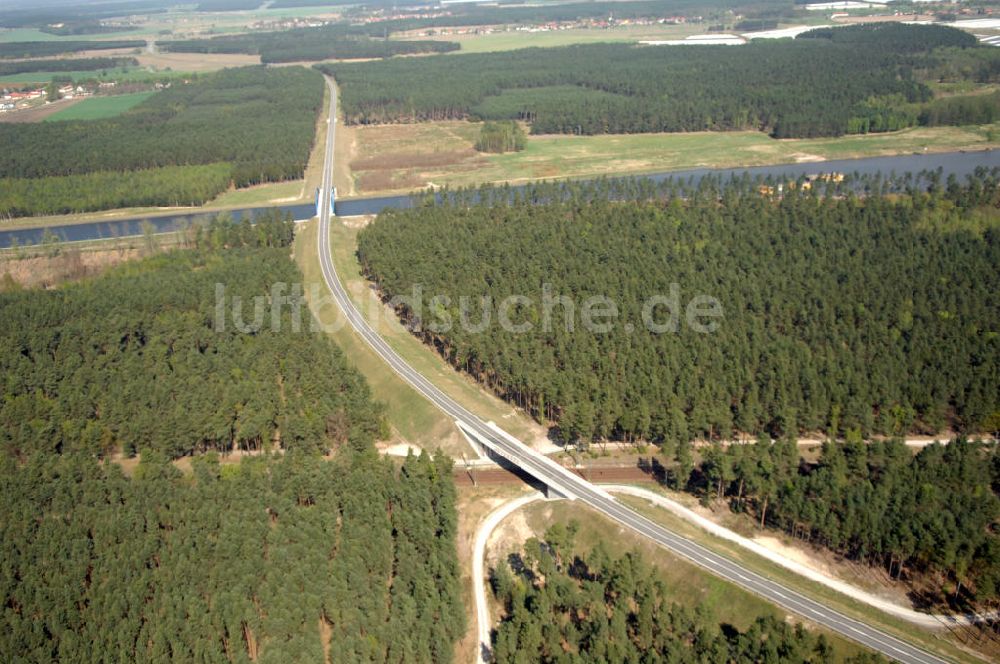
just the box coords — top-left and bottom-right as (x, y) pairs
(1, 1), (1000, 663)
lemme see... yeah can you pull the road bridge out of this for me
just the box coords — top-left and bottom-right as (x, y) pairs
(315, 76), (952, 664)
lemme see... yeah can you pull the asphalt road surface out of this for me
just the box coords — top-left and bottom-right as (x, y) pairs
(315, 76), (951, 664)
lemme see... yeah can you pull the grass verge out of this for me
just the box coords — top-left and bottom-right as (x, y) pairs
(293, 218), (551, 457)
(614, 485), (989, 663)
(44, 92), (155, 121)
(292, 220), (459, 457)
(480, 495), (875, 663)
(345, 121), (1000, 197)
(207, 180), (305, 207)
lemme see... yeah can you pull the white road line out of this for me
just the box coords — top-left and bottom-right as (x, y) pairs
(315, 76), (953, 664)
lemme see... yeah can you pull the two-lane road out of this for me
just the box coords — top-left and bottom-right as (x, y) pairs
(315, 76), (950, 664)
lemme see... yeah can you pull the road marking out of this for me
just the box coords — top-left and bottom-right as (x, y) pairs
(315, 76), (950, 664)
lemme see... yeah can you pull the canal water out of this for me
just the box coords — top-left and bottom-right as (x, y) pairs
(2, 149), (997, 248)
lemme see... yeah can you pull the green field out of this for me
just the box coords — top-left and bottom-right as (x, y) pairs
(395, 18), (832, 55)
(0, 29), (62, 43)
(207, 179), (305, 207)
(44, 92), (155, 121)
(0, 27), (145, 43)
(344, 120), (1000, 196)
(396, 25), (700, 54)
(0, 67), (187, 85)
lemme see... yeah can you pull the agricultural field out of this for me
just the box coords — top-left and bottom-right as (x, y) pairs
(44, 92), (155, 121)
(0, 66), (323, 217)
(0, 68), (159, 84)
(393, 24), (706, 54)
(135, 50), (260, 71)
(340, 119), (1000, 196)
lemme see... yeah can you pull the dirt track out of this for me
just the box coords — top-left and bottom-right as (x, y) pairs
(0, 98), (81, 123)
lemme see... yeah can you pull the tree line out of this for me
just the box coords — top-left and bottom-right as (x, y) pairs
(677, 437), (1000, 610)
(0, 214), (388, 459)
(324, 24), (991, 138)
(323, 0), (778, 31)
(0, 163), (233, 217)
(0, 39), (145, 59)
(475, 120), (526, 153)
(0, 66), (322, 216)
(0, 57), (137, 76)
(0, 0), (168, 29)
(491, 526), (886, 663)
(163, 24), (459, 63)
(357, 170), (1000, 445)
(195, 0), (263, 10)
(0, 214), (468, 661)
(0, 448), (464, 663)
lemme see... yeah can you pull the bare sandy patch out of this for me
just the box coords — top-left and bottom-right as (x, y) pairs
(0, 98), (82, 124)
(137, 52), (261, 72)
(754, 535), (833, 575)
(339, 214), (374, 229)
(486, 505), (536, 567)
(378, 442), (425, 457)
(351, 148), (477, 171)
(1, 245), (143, 288)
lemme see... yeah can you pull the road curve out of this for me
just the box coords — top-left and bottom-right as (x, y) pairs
(472, 492), (546, 664)
(315, 76), (950, 664)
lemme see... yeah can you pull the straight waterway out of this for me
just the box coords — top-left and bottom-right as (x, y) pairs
(2, 149), (997, 248)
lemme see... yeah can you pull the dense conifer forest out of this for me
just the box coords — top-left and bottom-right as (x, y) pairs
(685, 437), (1000, 609)
(324, 24), (993, 138)
(0, 217), (465, 662)
(0, 163), (234, 217)
(0, 447), (464, 663)
(0, 214), (386, 459)
(0, 66), (323, 217)
(163, 24), (459, 63)
(358, 171), (1000, 443)
(0, 57), (137, 76)
(0, 40), (145, 59)
(492, 528), (886, 663)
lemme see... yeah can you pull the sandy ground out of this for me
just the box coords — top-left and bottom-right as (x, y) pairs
(469, 484), (996, 664)
(473, 492), (546, 664)
(0, 98), (82, 123)
(604, 485), (996, 628)
(453, 485), (529, 663)
(333, 101), (359, 197)
(136, 52), (260, 72)
(378, 442), (425, 457)
(0, 245), (144, 289)
(754, 535), (837, 577)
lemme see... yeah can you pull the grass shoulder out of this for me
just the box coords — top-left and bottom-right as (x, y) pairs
(613, 485), (990, 664)
(295, 219), (549, 458)
(486, 495), (877, 663)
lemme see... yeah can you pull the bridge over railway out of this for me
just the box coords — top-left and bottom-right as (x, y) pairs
(315, 75), (952, 664)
